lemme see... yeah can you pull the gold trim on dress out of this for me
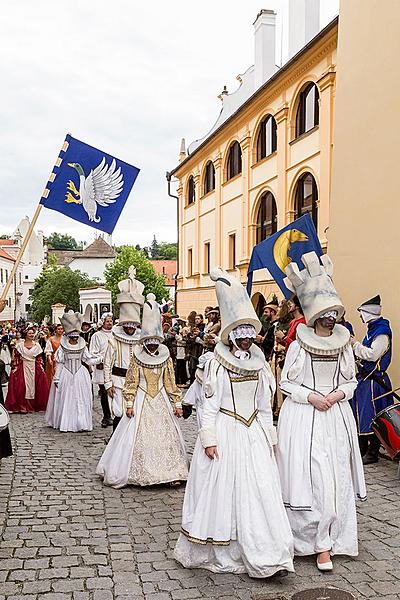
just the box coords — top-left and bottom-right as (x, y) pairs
(228, 373), (259, 382)
(181, 527), (231, 546)
(219, 407), (259, 427)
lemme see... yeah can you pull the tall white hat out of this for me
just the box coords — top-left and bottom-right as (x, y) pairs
(140, 293), (163, 342)
(210, 268), (261, 345)
(117, 266), (145, 325)
(60, 310), (84, 335)
(283, 251), (344, 326)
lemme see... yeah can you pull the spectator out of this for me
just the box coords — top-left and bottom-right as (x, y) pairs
(275, 295), (306, 350)
(203, 307), (221, 351)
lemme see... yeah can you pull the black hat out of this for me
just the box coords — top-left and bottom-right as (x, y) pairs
(358, 295), (381, 311)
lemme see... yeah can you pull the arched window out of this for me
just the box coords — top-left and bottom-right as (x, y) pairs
(294, 173), (318, 227)
(226, 141), (242, 181)
(256, 192), (277, 244)
(203, 161), (215, 195)
(256, 115), (277, 161)
(295, 83), (319, 137)
(187, 176), (195, 205)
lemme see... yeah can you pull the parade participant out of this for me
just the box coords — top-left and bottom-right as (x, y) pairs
(45, 324), (63, 385)
(174, 268), (294, 579)
(276, 252), (366, 572)
(5, 325), (49, 413)
(103, 268), (144, 431)
(45, 311), (102, 432)
(97, 293), (188, 488)
(80, 307), (95, 345)
(275, 295), (306, 350)
(89, 313), (114, 428)
(256, 299), (279, 360)
(350, 295), (393, 464)
(182, 351), (214, 428)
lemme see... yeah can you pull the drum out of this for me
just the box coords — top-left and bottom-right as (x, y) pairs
(0, 404), (10, 431)
(371, 403), (400, 459)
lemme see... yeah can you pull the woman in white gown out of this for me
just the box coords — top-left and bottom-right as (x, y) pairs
(174, 268), (294, 579)
(276, 252), (366, 571)
(96, 293), (188, 488)
(45, 311), (102, 432)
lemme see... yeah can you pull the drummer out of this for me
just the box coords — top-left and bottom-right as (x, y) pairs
(350, 295), (394, 465)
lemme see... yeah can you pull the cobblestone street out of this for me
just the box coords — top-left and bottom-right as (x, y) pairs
(1, 404), (400, 600)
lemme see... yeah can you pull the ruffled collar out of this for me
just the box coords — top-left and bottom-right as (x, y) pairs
(112, 325), (141, 345)
(133, 343), (170, 368)
(214, 341), (265, 375)
(296, 323), (350, 356)
(60, 335), (86, 353)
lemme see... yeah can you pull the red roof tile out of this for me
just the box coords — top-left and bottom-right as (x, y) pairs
(150, 260), (177, 286)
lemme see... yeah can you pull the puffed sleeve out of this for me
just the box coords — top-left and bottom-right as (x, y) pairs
(122, 357), (140, 408)
(82, 347), (103, 366)
(257, 364), (277, 445)
(198, 359), (223, 448)
(163, 357), (182, 407)
(53, 347), (65, 384)
(45, 339), (53, 356)
(279, 341), (311, 404)
(103, 341), (115, 391)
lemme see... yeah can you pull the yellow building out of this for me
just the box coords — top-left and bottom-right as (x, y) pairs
(329, 0), (400, 382)
(171, 9), (338, 317)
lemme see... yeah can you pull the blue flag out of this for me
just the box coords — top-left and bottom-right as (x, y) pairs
(247, 214), (323, 299)
(40, 134), (140, 234)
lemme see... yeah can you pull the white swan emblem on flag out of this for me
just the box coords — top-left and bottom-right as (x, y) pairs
(65, 158), (124, 223)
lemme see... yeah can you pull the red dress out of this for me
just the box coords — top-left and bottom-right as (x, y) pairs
(5, 342), (49, 413)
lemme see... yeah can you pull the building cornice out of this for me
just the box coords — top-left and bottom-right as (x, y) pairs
(171, 17), (338, 178)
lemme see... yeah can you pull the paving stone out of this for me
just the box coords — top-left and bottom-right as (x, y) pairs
(1, 403), (400, 600)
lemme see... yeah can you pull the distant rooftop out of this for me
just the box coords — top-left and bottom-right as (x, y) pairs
(150, 260), (177, 287)
(49, 238), (116, 266)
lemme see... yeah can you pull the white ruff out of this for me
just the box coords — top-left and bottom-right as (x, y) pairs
(214, 342), (265, 375)
(111, 325), (140, 345)
(60, 336), (86, 353)
(296, 323), (350, 356)
(133, 343), (170, 367)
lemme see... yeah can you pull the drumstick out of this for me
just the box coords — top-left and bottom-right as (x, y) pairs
(372, 386), (400, 402)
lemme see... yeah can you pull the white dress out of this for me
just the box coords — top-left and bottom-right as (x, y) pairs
(96, 345), (188, 488)
(174, 343), (294, 578)
(276, 324), (367, 557)
(183, 351), (214, 429)
(45, 337), (102, 432)
(89, 329), (113, 385)
(103, 326), (140, 418)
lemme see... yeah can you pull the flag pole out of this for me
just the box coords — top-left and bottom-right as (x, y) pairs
(0, 134), (70, 309)
(0, 203), (44, 304)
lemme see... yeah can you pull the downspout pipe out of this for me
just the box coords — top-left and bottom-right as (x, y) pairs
(166, 171), (179, 315)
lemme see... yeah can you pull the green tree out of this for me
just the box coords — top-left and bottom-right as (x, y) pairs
(30, 266), (97, 323)
(46, 232), (83, 250)
(157, 242), (177, 260)
(104, 246), (169, 310)
(150, 235), (160, 259)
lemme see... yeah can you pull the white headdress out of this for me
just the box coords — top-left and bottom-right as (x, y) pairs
(283, 252), (345, 326)
(140, 293), (163, 342)
(210, 267), (261, 345)
(117, 266), (145, 325)
(60, 310), (84, 335)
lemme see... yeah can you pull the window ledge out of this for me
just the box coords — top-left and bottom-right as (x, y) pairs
(290, 125), (319, 146)
(200, 190), (216, 200)
(251, 151), (277, 169)
(226, 267), (238, 273)
(222, 173), (242, 187)
(185, 201), (196, 209)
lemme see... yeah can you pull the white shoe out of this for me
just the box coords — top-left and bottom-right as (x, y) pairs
(317, 558), (333, 571)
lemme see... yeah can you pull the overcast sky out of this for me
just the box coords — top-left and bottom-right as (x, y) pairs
(0, 0), (339, 248)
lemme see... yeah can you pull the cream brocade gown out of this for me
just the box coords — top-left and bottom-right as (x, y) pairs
(96, 355), (188, 488)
